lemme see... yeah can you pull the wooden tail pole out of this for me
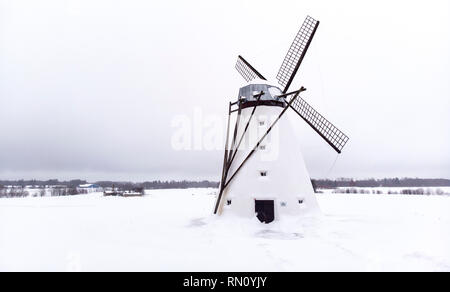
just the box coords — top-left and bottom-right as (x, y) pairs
(214, 102), (232, 214)
(228, 101), (242, 163)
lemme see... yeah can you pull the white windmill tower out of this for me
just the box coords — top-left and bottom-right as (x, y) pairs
(213, 16), (349, 223)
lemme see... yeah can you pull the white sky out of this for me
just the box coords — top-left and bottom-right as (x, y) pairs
(0, 0), (449, 181)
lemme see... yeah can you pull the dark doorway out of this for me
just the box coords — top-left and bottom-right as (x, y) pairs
(255, 200), (275, 223)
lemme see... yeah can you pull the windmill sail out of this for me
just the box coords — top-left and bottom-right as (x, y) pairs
(235, 55), (267, 82)
(276, 16), (319, 93)
(289, 95), (349, 153)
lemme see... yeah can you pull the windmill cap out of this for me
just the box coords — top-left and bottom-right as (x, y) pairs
(238, 83), (286, 109)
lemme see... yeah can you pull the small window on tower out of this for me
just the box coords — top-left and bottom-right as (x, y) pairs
(298, 199), (304, 204)
(260, 171), (267, 177)
(259, 145), (266, 150)
(227, 199), (232, 206)
(259, 121), (265, 126)
(281, 202), (287, 207)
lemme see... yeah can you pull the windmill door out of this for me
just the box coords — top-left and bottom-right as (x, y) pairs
(255, 200), (275, 223)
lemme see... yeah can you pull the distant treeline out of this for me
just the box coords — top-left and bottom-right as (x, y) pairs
(95, 180), (219, 189)
(311, 178), (450, 189)
(1, 178), (449, 190)
(0, 179), (219, 189)
(0, 179), (87, 188)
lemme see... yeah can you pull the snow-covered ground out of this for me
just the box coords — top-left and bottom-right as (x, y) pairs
(321, 186), (450, 195)
(0, 188), (449, 271)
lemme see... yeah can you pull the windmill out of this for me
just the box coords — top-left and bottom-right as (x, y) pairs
(214, 16), (349, 223)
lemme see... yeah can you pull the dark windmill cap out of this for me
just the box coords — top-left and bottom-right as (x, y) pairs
(238, 83), (286, 109)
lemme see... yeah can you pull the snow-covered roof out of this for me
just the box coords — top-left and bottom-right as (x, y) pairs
(238, 83), (285, 103)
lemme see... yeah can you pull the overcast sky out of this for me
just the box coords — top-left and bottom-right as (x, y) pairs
(0, 0), (449, 181)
